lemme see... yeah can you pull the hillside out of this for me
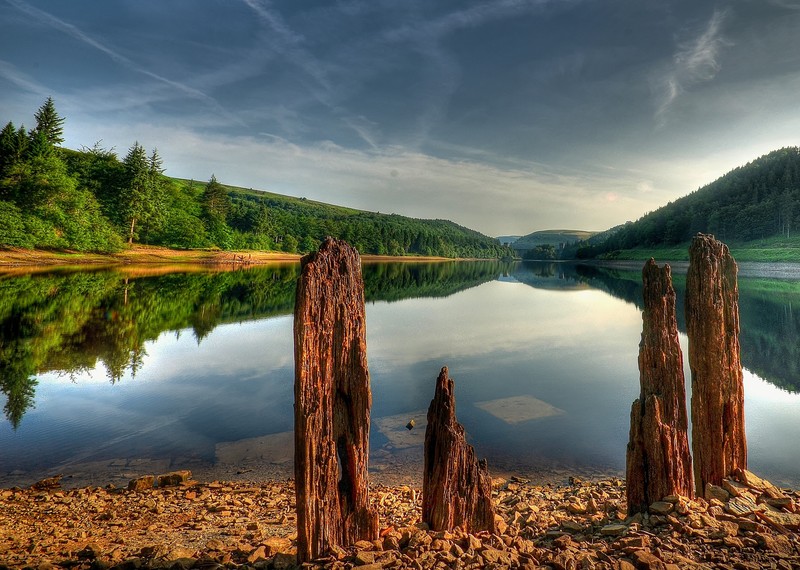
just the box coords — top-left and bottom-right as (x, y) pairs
(512, 229), (597, 259)
(577, 147), (800, 259)
(0, 99), (510, 260)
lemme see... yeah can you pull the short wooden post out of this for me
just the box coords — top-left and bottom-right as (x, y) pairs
(423, 366), (496, 533)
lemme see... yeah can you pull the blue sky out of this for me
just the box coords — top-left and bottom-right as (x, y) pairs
(2, 0), (800, 236)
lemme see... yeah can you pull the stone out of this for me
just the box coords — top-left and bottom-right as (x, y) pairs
(157, 471), (192, 487)
(247, 546), (267, 563)
(272, 552), (296, 570)
(293, 238), (379, 562)
(705, 484), (730, 503)
(600, 524), (627, 536)
(632, 550), (667, 570)
(354, 550), (376, 565)
(648, 501), (674, 515)
(626, 259), (693, 514)
(127, 476), (154, 492)
(686, 234), (747, 496)
(422, 367), (496, 533)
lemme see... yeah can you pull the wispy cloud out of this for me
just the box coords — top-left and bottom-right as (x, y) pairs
(0, 58), (49, 97)
(655, 9), (731, 125)
(5, 0), (243, 125)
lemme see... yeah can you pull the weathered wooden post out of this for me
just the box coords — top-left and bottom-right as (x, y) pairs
(423, 366), (496, 533)
(626, 259), (693, 514)
(686, 234), (747, 497)
(294, 238), (379, 563)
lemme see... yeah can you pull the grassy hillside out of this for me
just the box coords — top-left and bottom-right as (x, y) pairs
(1, 100), (511, 259)
(576, 147), (800, 260)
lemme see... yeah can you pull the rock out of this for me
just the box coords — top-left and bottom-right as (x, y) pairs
(626, 259), (693, 514)
(127, 476), (154, 492)
(31, 475), (62, 490)
(293, 238), (379, 562)
(632, 550), (667, 570)
(354, 550), (376, 565)
(405, 420), (415, 430)
(686, 234), (747, 496)
(157, 471), (192, 487)
(705, 484), (731, 503)
(600, 524), (628, 536)
(649, 501), (674, 515)
(422, 367), (496, 533)
(272, 552), (296, 570)
(164, 547), (195, 561)
(247, 545), (267, 563)
(482, 548), (513, 565)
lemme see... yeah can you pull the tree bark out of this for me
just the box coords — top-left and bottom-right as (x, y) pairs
(293, 238), (379, 563)
(423, 366), (496, 533)
(626, 259), (693, 514)
(686, 234), (747, 497)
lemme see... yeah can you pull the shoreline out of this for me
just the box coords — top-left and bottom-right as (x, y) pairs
(1, 469), (798, 569)
(0, 245), (461, 271)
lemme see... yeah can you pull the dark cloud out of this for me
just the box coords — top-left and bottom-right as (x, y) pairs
(1, 0), (798, 235)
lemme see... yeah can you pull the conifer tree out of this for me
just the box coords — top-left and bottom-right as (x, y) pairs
(32, 97), (65, 146)
(120, 142), (161, 244)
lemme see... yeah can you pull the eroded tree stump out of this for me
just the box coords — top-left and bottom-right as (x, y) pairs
(423, 366), (496, 533)
(626, 259), (693, 514)
(686, 234), (747, 497)
(294, 238), (379, 562)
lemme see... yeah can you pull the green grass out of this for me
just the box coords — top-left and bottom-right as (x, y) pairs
(599, 235), (800, 263)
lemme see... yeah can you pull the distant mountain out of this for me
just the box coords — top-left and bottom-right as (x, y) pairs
(512, 229), (598, 251)
(497, 235), (521, 246)
(578, 147), (800, 258)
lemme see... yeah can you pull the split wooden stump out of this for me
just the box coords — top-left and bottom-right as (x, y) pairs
(293, 238), (379, 563)
(626, 259), (693, 514)
(423, 366), (496, 533)
(686, 233), (747, 497)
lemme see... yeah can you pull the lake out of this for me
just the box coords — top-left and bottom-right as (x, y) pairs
(1, 260), (799, 489)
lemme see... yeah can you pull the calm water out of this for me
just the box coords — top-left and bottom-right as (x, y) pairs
(1, 261), (799, 488)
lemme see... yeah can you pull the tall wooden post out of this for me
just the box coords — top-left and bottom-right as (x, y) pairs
(686, 234), (747, 497)
(626, 259), (693, 514)
(294, 238), (379, 563)
(423, 366), (496, 533)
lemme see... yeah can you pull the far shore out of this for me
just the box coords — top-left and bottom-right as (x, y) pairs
(0, 245), (460, 273)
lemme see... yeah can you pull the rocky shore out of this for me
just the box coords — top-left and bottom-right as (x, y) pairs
(2, 470), (799, 570)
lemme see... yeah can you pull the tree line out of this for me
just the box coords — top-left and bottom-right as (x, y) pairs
(0, 99), (510, 258)
(572, 147), (800, 258)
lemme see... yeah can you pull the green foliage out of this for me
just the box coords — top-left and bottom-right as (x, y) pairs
(523, 244), (557, 260)
(1, 99), (510, 258)
(32, 97), (65, 146)
(579, 147), (800, 258)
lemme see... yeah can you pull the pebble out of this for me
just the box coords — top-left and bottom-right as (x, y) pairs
(0, 471), (798, 569)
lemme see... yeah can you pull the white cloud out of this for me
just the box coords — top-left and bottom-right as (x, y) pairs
(654, 9), (731, 125)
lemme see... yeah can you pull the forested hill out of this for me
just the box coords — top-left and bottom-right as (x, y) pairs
(0, 99), (509, 259)
(576, 147), (800, 258)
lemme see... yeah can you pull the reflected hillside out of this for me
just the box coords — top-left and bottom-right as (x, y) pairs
(511, 262), (800, 393)
(0, 261), (506, 426)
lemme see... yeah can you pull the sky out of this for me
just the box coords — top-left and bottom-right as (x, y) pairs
(2, 0), (800, 237)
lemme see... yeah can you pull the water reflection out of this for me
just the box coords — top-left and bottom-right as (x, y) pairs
(0, 261), (507, 427)
(0, 260), (799, 488)
(514, 261), (800, 393)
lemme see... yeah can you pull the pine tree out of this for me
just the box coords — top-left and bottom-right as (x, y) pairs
(120, 142), (160, 244)
(32, 97), (65, 146)
(201, 175), (231, 221)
